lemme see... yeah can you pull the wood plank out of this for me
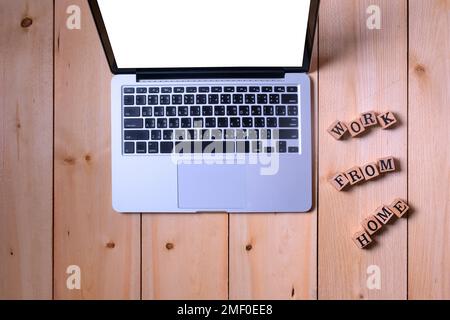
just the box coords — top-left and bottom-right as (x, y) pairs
(408, 0), (450, 300)
(228, 37), (318, 300)
(142, 214), (228, 299)
(54, 0), (140, 299)
(0, 0), (53, 299)
(318, 0), (407, 299)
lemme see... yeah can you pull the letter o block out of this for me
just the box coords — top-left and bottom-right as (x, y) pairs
(362, 162), (380, 181)
(362, 215), (383, 235)
(347, 119), (366, 137)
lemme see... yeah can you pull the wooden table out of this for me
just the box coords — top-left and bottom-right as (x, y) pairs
(1, 0), (449, 300)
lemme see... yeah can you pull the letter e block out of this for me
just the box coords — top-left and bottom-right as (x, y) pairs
(347, 119), (366, 137)
(327, 121), (348, 140)
(329, 173), (350, 191)
(374, 206), (395, 224)
(389, 198), (410, 218)
(360, 111), (378, 127)
(345, 167), (365, 185)
(377, 111), (398, 129)
(362, 215), (383, 235)
(352, 230), (373, 249)
(362, 162), (380, 181)
(378, 156), (396, 173)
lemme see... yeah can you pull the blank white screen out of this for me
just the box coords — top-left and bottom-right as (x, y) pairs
(98, 0), (311, 69)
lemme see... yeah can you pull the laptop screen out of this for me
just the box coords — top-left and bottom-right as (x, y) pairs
(97, 0), (312, 69)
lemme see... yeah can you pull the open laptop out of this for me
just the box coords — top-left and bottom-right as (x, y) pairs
(89, 0), (319, 213)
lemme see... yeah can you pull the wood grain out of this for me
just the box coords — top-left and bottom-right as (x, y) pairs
(0, 0), (53, 299)
(228, 37), (318, 300)
(53, 0), (140, 299)
(142, 214), (228, 299)
(318, 0), (408, 299)
(408, 0), (450, 300)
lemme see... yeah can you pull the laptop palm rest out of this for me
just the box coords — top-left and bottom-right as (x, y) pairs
(177, 164), (246, 210)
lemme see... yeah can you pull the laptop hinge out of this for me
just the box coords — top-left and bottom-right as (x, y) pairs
(136, 69), (285, 81)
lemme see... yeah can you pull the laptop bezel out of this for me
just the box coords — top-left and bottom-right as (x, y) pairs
(88, 0), (320, 76)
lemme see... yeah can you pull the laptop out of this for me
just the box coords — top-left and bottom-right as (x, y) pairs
(89, 0), (319, 213)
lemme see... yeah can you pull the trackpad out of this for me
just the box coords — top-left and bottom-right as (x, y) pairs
(177, 164), (246, 210)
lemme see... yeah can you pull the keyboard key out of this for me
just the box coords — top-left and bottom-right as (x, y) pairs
(201, 129), (210, 140)
(124, 88), (135, 94)
(224, 86), (235, 92)
(276, 105), (286, 116)
(199, 87), (209, 93)
(217, 117), (228, 128)
(148, 142), (158, 153)
(260, 129), (271, 140)
(230, 117), (240, 127)
(124, 95), (134, 105)
(166, 107), (177, 116)
(196, 94), (207, 104)
(288, 105), (298, 116)
(237, 87), (248, 92)
(169, 118), (180, 128)
(163, 130), (173, 140)
(186, 87), (197, 93)
(223, 141), (236, 153)
(142, 107), (152, 117)
(205, 118), (216, 128)
(239, 105), (249, 116)
(236, 129), (247, 140)
(124, 118), (143, 128)
(190, 106), (200, 116)
(202, 106), (213, 116)
(193, 118), (204, 128)
(145, 118), (155, 128)
(124, 142), (134, 153)
(148, 95), (158, 105)
(184, 94), (195, 104)
(249, 86), (260, 92)
(263, 105), (274, 116)
(254, 117), (265, 128)
(157, 118), (167, 128)
(178, 106), (188, 116)
(187, 129), (198, 140)
(233, 94), (243, 104)
(281, 94), (298, 104)
(136, 87), (147, 94)
(214, 105), (225, 116)
(287, 86), (298, 92)
(172, 95), (182, 105)
(227, 105), (238, 116)
(251, 105), (262, 116)
(220, 94), (231, 104)
(148, 87), (160, 93)
(275, 86), (285, 92)
(252, 141), (263, 153)
(257, 94), (268, 104)
(160, 95), (170, 105)
(262, 86), (273, 92)
(247, 129), (259, 140)
(174, 87), (184, 93)
(136, 141), (147, 153)
(160, 142), (174, 153)
(269, 94), (280, 104)
(209, 94), (219, 104)
(266, 117), (277, 127)
(181, 118), (192, 128)
(288, 146), (299, 153)
(277, 141), (287, 153)
(151, 130), (161, 140)
(245, 94), (256, 104)
(211, 129), (223, 140)
(154, 107), (164, 117)
(277, 129), (299, 139)
(174, 130), (186, 140)
(236, 141), (250, 153)
(175, 141), (191, 153)
(225, 129), (235, 139)
(124, 130), (149, 140)
(124, 107), (140, 117)
(242, 118), (253, 127)
(279, 117), (299, 128)
(161, 87), (172, 93)
(211, 86), (222, 92)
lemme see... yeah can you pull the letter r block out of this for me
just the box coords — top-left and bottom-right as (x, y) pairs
(345, 167), (365, 185)
(327, 120), (348, 140)
(360, 111), (378, 127)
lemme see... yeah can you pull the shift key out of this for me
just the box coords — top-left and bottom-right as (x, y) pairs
(278, 129), (299, 139)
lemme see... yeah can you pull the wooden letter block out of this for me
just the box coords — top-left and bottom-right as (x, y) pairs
(347, 119), (366, 137)
(378, 156), (396, 173)
(360, 111), (378, 127)
(327, 120), (348, 140)
(361, 162), (380, 181)
(389, 198), (410, 218)
(352, 230), (372, 249)
(362, 215), (383, 235)
(377, 111), (398, 129)
(329, 173), (350, 191)
(374, 206), (395, 225)
(345, 167), (364, 185)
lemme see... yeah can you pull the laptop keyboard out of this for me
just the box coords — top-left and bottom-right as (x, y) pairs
(122, 85), (301, 154)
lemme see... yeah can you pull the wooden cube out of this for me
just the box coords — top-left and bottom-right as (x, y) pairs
(329, 173), (350, 191)
(327, 120), (348, 140)
(360, 111), (378, 127)
(362, 215), (383, 235)
(347, 119), (366, 137)
(389, 198), (410, 218)
(373, 206), (395, 225)
(378, 156), (396, 173)
(345, 167), (365, 185)
(377, 111), (398, 129)
(361, 162), (380, 181)
(352, 230), (373, 249)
